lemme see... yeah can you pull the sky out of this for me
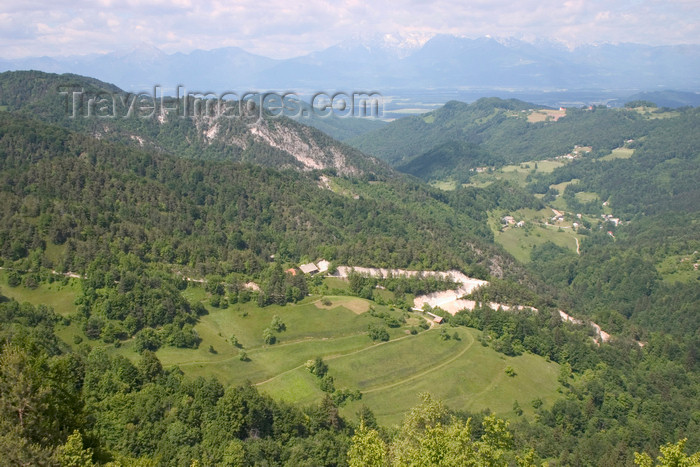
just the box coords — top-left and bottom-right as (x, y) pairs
(0, 0), (698, 59)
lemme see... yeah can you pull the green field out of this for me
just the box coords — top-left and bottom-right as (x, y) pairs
(549, 178), (580, 193)
(489, 209), (582, 263)
(657, 254), (700, 284)
(631, 107), (681, 120)
(261, 326), (560, 425)
(340, 329), (560, 425)
(575, 191), (599, 203)
(495, 226), (579, 263)
(138, 294), (560, 426)
(600, 147), (634, 161)
(503, 159), (566, 174)
(464, 159), (568, 189)
(429, 179), (459, 191)
(1, 274), (562, 426)
(0, 271), (80, 316)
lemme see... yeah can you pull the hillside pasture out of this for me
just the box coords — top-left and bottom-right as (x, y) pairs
(338, 327), (561, 425)
(2, 274), (562, 427)
(260, 326), (561, 426)
(600, 147), (635, 161)
(0, 271), (79, 316)
(527, 109), (566, 123)
(464, 158), (568, 189)
(489, 209), (582, 262)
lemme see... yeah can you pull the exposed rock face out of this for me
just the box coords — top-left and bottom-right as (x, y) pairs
(0, 70), (389, 178)
(189, 114), (386, 177)
(246, 120), (358, 175)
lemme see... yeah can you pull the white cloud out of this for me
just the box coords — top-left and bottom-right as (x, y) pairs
(0, 0), (697, 59)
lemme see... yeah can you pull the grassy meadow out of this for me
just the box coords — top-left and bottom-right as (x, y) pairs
(0, 271), (80, 316)
(487, 208), (583, 263)
(1, 272), (563, 426)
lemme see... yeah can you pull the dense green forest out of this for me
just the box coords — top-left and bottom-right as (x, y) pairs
(526, 107), (700, 218)
(396, 141), (502, 184)
(0, 70), (390, 177)
(1, 71), (699, 465)
(351, 98), (665, 181)
(0, 111), (520, 275)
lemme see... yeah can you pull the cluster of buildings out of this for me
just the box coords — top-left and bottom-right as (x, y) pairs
(601, 214), (621, 226)
(555, 145), (592, 161)
(501, 215), (525, 228)
(295, 260), (331, 276)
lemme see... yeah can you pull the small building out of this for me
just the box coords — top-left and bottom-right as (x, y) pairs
(285, 268), (297, 276)
(299, 263), (319, 275)
(317, 260), (331, 273)
(502, 216), (515, 225)
(425, 311), (444, 324)
(601, 214), (620, 226)
(516, 220), (526, 228)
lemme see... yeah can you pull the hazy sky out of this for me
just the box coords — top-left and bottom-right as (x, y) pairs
(1, 0), (698, 59)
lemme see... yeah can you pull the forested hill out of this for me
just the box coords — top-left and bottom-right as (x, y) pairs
(0, 100), (548, 414)
(0, 70), (390, 177)
(396, 140), (499, 184)
(0, 110), (538, 279)
(526, 107), (700, 218)
(350, 97), (655, 172)
(375, 95), (700, 341)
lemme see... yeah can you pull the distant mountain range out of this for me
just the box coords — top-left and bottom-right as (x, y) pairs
(2, 36), (699, 99)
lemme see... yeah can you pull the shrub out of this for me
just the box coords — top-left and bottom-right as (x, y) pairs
(333, 388), (362, 406)
(85, 315), (105, 340)
(22, 273), (39, 289)
(135, 328), (162, 353)
(271, 315), (286, 332)
(320, 375), (335, 393)
(7, 271), (21, 287)
(263, 327), (276, 345)
(306, 357), (328, 378)
(367, 324), (389, 342)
